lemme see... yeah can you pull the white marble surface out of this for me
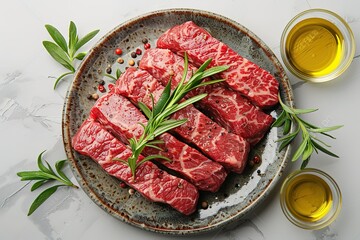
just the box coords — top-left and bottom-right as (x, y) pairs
(1, 0), (359, 239)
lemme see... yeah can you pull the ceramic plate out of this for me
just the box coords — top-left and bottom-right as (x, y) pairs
(62, 9), (294, 235)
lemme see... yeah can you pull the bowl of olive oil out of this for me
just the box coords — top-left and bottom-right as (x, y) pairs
(280, 168), (342, 229)
(281, 9), (355, 82)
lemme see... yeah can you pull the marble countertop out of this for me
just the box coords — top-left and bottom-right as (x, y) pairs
(1, 0), (359, 239)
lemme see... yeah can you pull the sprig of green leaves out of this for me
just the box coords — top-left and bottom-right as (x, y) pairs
(273, 95), (343, 169)
(17, 150), (78, 216)
(43, 21), (99, 89)
(104, 68), (122, 81)
(115, 53), (228, 178)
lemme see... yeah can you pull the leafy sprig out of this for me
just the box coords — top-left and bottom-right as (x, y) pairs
(104, 68), (122, 81)
(43, 21), (99, 89)
(273, 95), (343, 169)
(17, 151), (78, 216)
(115, 54), (228, 178)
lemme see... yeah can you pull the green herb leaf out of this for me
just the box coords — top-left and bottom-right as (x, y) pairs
(74, 29), (99, 51)
(31, 180), (47, 192)
(74, 52), (86, 60)
(43, 41), (75, 72)
(138, 102), (152, 119)
(153, 79), (172, 117)
(68, 21), (77, 54)
(37, 150), (52, 174)
(28, 185), (63, 216)
(53, 71), (74, 89)
(116, 69), (122, 79)
(45, 24), (68, 52)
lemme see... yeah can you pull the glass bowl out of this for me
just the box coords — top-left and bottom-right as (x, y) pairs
(280, 9), (355, 82)
(280, 168), (342, 230)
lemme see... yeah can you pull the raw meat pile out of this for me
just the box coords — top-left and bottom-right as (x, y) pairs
(72, 21), (279, 215)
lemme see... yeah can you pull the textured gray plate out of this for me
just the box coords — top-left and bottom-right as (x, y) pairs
(62, 9), (294, 235)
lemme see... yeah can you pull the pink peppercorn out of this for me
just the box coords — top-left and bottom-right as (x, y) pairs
(144, 43), (151, 49)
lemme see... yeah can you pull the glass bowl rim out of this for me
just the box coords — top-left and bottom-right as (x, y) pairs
(280, 168), (342, 230)
(280, 8), (356, 82)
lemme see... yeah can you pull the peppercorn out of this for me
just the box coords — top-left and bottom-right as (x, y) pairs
(87, 94), (92, 100)
(128, 188), (135, 195)
(130, 52), (137, 58)
(253, 155), (261, 164)
(91, 93), (99, 100)
(98, 84), (106, 93)
(142, 38), (148, 44)
(201, 201), (208, 209)
(115, 48), (122, 55)
(106, 67), (112, 74)
(144, 43), (151, 49)
(98, 79), (105, 85)
(120, 182), (127, 188)
(135, 48), (142, 55)
(108, 83), (114, 90)
(257, 169), (261, 175)
(128, 59), (135, 66)
(117, 57), (124, 64)
(137, 60), (141, 66)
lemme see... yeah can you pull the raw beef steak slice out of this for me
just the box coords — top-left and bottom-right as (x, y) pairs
(157, 21), (279, 108)
(72, 118), (199, 215)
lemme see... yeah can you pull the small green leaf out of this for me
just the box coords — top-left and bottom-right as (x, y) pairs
(136, 155), (172, 168)
(17, 171), (56, 181)
(292, 108), (318, 115)
(116, 69), (122, 79)
(43, 41), (75, 72)
(272, 110), (287, 128)
(301, 158), (310, 169)
(53, 71), (74, 89)
(309, 125), (343, 133)
(74, 29), (99, 51)
(145, 144), (164, 151)
(45, 24), (68, 52)
(312, 141), (339, 158)
(167, 94), (207, 115)
(55, 160), (72, 184)
(31, 180), (47, 192)
(291, 137), (308, 162)
(153, 79), (172, 117)
(74, 52), (86, 60)
(153, 119), (187, 136)
(147, 140), (164, 145)
(37, 150), (51, 174)
(104, 74), (117, 81)
(283, 119), (291, 135)
(28, 185), (63, 216)
(188, 79), (225, 90)
(138, 102), (152, 119)
(302, 140), (314, 160)
(200, 65), (229, 79)
(68, 21), (77, 53)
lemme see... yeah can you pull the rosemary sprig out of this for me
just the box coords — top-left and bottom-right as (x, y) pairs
(17, 151), (78, 216)
(273, 95), (343, 169)
(115, 54), (228, 178)
(43, 22), (99, 89)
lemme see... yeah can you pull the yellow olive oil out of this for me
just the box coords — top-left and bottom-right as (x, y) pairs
(285, 174), (333, 222)
(285, 18), (344, 77)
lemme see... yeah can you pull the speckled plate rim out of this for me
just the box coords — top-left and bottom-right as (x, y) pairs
(62, 8), (295, 235)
